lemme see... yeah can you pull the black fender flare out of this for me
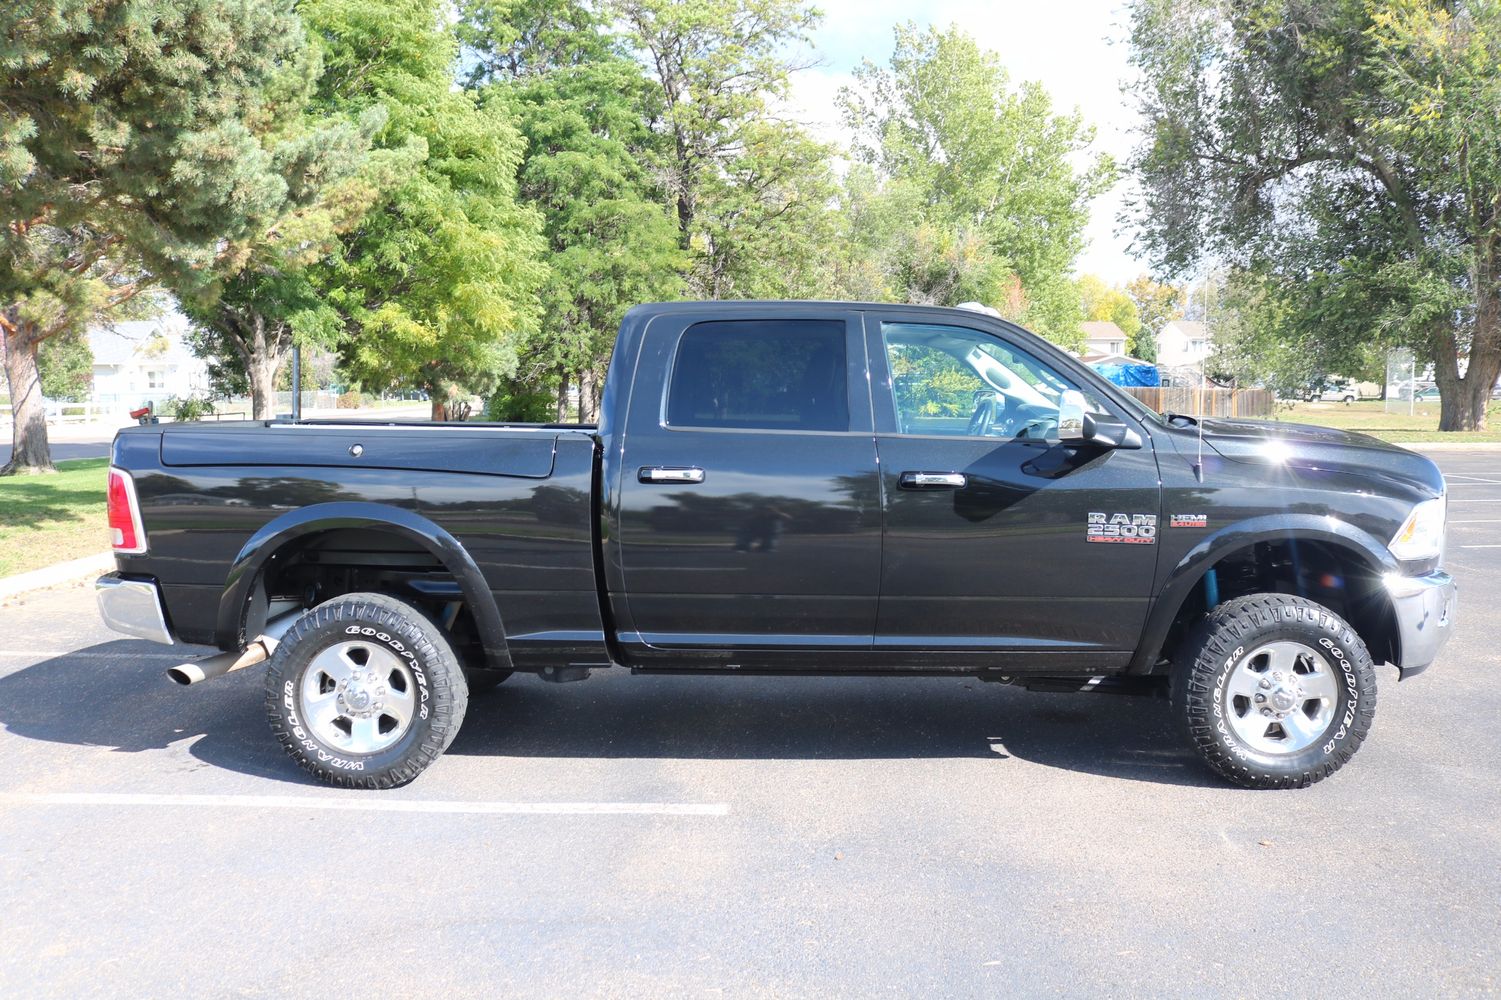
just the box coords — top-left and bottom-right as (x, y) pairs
(214, 502), (512, 672)
(1129, 514), (1399, 673)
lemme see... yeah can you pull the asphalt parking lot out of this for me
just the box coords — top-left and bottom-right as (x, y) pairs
(1, 450), (1498, 998)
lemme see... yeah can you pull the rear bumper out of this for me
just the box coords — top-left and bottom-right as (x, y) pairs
(1383, 570), (1456, 679)
(95, 573), (176, 646)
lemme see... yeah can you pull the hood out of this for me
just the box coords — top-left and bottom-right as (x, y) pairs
(1191, 417), (1445, 495)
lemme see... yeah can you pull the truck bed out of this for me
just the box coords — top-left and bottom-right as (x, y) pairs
(113, 419), (609, 669)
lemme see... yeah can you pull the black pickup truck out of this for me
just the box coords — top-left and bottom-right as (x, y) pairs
(96, 301), (1457, 789)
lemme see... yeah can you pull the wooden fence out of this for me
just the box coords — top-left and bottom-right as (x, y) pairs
(1120, 386), (1276, 419)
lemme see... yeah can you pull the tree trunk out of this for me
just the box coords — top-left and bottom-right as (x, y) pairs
(2, 319), (54, 474)
(578, 368), (600, 424)
(247, 354), (280, 421)
(555, 367), (570, 423)
(244, 316), (288, 421)
(431, 395), (447, 421)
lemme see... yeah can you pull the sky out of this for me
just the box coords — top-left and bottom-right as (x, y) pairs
(784, 0), (1147, 286)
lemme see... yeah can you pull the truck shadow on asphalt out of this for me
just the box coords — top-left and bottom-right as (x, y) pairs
(0, 643), (1220, 787)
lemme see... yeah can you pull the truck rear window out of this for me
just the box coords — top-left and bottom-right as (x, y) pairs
(666, 320), (849, 432)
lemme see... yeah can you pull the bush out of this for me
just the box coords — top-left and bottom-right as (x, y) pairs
(336, 390), (364, 409)
(486, 378), (556, 422)
(166, 395), (215, 422)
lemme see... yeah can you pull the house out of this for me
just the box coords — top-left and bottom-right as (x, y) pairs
(88, 309), (210, 411)
(1157, 320), (1213, 372)
(1080, 320), (1129, 358)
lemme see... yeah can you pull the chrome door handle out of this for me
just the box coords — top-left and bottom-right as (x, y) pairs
(900, 471), (966, 489)
(639, 466), (706, 484)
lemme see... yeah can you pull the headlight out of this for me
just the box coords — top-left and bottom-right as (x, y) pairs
(1388, 495), (1446, 561)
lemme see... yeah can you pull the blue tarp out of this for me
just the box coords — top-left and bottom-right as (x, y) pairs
(1091, 363), (1161, 387)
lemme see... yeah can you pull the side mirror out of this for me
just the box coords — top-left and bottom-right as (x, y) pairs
(1058, 390), (1089, 443)
(1057, 390), (1143, 449)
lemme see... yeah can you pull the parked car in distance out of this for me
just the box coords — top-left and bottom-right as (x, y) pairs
(97, 301), (1457, 791)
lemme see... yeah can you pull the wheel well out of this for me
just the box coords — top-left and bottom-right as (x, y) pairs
(248, 527), (484, 667)
(1158, 539), (1399, 669)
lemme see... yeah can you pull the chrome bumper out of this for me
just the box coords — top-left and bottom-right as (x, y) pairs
(1383, 570), (1456, 678)
(95, 574), (175, 645)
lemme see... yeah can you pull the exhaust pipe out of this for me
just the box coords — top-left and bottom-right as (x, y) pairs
(167, 611), (300, 686)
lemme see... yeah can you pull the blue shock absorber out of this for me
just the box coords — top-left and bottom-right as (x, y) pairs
(1204, 568), (1220, 611)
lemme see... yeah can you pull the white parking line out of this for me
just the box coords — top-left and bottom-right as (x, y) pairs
(0, 792), (730, 816)
(0, 651), (183, 659)
(1452, 519), (1501, 523)
(1460, 544), (1501, 549)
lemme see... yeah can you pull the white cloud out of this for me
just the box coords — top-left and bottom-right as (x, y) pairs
(785, 0), (1148, 284)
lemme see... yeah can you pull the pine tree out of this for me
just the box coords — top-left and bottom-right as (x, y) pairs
(1, 0), (318, 471)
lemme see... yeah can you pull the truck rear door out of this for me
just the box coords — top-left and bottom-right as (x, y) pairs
(612, 308), (881, 656)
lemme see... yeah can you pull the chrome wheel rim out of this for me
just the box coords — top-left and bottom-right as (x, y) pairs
(1223, 641), (1339, 754)
(298, 640), (417, 755)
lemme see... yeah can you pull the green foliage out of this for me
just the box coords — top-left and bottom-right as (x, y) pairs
(37, 331), (92, 400)
(166, 395), (215, 422)
(306, 0), (547, 419)
(616, 0), (829, 297)
(486, 377), (558, 422)
(1127, 0), (1501, 429)
(474, 21), (685, 412)
(839, 24), (1114, 347)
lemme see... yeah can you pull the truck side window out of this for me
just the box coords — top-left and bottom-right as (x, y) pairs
(882, 322), (1108, 438)
(667, 320), (849, 432)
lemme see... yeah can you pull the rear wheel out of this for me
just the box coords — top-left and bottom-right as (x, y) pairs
(1172, 594), (1376, 788)
(265, 592), (468, 788)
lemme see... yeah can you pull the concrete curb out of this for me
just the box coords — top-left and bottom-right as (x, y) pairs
(0, 552), (115, 601)
(1406, 442), (1501, 452)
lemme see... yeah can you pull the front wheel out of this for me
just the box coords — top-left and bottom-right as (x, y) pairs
(265, 592), (469, 788)
(1171, 594), (1377, 788)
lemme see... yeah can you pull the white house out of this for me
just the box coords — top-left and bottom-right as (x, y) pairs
(1080, 320), (1129, 357)
(1157, 320), (1214, 372)
(88, 309), (210, 410)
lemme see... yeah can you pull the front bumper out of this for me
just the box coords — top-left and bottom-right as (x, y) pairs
(1383, 570), (1456, 679)
(95, 573), (176, 645)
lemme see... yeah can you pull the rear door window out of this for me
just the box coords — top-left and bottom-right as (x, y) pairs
(666, 320), (850, 432)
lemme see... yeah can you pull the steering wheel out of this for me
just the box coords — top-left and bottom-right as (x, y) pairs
(966, 391), (1004, 437)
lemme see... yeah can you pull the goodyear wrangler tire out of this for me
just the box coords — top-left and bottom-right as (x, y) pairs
(1171, 594), (1377, 789)
(265, 592), (468, 789)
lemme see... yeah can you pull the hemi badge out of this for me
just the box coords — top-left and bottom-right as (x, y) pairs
(1171, 514), (1208, 529)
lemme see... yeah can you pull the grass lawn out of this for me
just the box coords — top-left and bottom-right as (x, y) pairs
(1272, 399), (1501, 444)
(0, 457), (109, 578)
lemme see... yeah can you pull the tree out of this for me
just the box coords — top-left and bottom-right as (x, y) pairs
(1128, 0), (1501, 430)
(1124, 274), (1186, 363)
(177, 83), (393, 419)
(840, 24), (1114, 347)
(615, 0), (826, 295)
(37, 331), (93, 401)
(1079, 274), (1144, 347)
(464, 0), (685, 421)
(305, 0), (546, 421)
(1, 0), (314, 471)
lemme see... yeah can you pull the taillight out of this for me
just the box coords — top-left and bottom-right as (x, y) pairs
(107, 467), (147, 554)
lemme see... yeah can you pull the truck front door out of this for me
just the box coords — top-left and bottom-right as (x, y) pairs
(866, 313), (1161, 668)
(613, 309), (881, 659)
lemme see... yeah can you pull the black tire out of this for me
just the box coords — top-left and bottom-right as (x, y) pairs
(1171, 594), (1377, 789)
(464, 668), (514, 695)
(265, 592), (468, 789)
